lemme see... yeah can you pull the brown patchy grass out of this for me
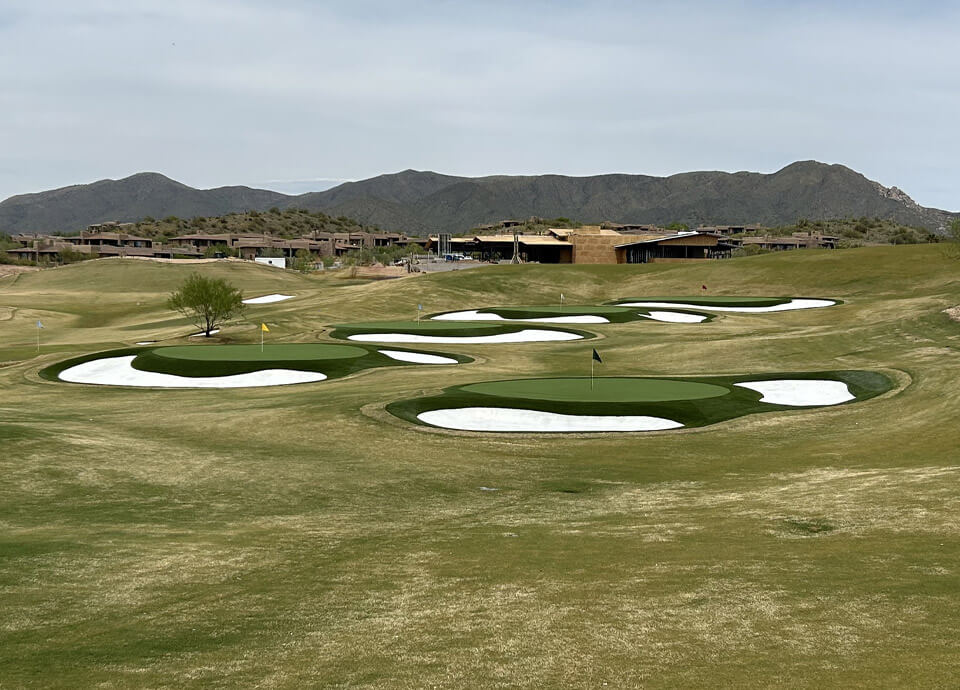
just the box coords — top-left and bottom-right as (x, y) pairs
(1, 245), (959, 687)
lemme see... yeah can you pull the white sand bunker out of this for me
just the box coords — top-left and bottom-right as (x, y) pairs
(378, 350), (458, 364)
(735, 379), (855, 406)
(135, 341), (157, 345)
(418, 407), (683, 432)
(189, 329), (220, 337)
(348, 329), (583, 344)
(433, 310), (609, 324)
(621, 298), (836, 313)
(59, 355), (327, 388)
(639, 311), (708, 323)
(243, 294), (294, 305)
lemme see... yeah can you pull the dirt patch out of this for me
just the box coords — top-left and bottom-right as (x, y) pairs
(0, 265), (40, 278)
(347, 265), (409, 280)
(779, 517), (838, 536)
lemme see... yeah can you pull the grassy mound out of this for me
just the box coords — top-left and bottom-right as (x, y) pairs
(388, 370), (894, 431)
(40, 343), (471, 382)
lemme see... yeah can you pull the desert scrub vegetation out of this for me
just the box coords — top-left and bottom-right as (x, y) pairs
(128, 207), (386, 240)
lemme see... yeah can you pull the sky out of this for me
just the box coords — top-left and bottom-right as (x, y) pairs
(1, 0), (958, 210)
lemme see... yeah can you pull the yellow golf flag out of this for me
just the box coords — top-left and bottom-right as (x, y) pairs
(261, 323), (270, 332)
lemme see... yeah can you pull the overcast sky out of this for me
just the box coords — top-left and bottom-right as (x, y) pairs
(1, 0), (958, 209)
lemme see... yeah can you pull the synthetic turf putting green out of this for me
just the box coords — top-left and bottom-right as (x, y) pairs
(41, 342), (472, 385)
(609, 296), (840, 312)
(435, 305), (636, 320)
(611, 296), (791, 307)
(431, 305), (714, 324)
(462, 377), (730, 402)
(329, 320), (595, 341)
(153, 343), (369, 362)
(387, 370), (895, 432)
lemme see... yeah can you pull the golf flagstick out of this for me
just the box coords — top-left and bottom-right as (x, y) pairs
(591, 348), (602, 391)
(36, 320), (43, 353)
(260, 322), (269, 352)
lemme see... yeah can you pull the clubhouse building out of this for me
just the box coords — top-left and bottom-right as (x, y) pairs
(6, 219), (837, 266)
(7, 225), (425, 263)
(426, 227), (738, 264)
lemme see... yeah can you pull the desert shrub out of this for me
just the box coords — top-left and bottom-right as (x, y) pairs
(732, 244), (772, 257)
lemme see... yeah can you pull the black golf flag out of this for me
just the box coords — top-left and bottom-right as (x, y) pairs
(592, 348), (602, 363)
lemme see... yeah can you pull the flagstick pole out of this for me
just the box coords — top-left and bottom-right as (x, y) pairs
(261, 326), (264, 353)
(37, 326), (40, 353)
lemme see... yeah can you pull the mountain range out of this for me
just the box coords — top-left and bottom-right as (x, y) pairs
(1, 161), (954, 235)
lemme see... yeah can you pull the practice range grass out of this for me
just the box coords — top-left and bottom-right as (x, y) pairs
(1, 247), (959, 687)
(39, 342), (470, 381)
(389, 371), (893, 430)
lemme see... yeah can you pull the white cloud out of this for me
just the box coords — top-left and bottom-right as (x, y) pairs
(0, 0), (957, 209)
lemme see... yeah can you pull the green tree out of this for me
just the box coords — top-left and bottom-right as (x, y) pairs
(732, 244), (771, 258)
(58, 248), (89, 264)
(947, 218), (960, 259)
(665, 222), (689, 231)
(202, 244), (234, 258)
(293, 249), (317, 273)
(167, 273), (244, 337)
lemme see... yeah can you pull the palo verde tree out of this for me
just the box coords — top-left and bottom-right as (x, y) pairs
(937, 218), (960, 260)
(167, 273), (244, 337)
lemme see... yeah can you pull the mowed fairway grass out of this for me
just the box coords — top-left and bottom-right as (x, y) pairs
(1, 247), (959, 687)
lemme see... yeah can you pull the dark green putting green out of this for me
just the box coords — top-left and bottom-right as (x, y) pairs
(40, 343), (473, 383)
(153, 343), (368, 362)
(336, 320), (507, 332)
(487, 306), (632, 315)
(387, 370), (895, 432)
(431, 305), (717, 324)
(329, 320), (595, 340)
(612, 296), (789, 307)
(462, 377), (730, 403)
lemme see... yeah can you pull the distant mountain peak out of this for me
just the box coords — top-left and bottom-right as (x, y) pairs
(1, 162), (953, 235)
